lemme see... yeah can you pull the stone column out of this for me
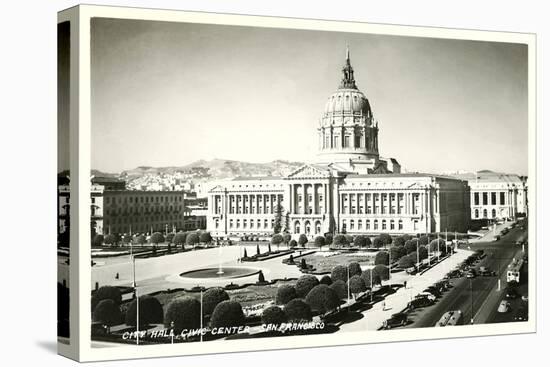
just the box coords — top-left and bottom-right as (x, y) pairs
(303, 184), (308, 214)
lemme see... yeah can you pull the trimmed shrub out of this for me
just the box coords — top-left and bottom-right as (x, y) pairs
(373, 264), (390, 281)
(186, 232), (200, 247)
(354, 235), (367, 248)
(92, 234), (104, 247)
(283, 233), (292, 245)
(305, 284), (340, 313)
(347, 275), (367, 296)
(295, 275), (320, 298)
(92, 286), (122, 311)
(276, 284), (297, 305)
(330, 265), (348, 283)
(374, 251), (389, 266)
(348, 262), (362, 277)
(202, 287), (230, 316)
(398, 256), (415, 269)
(136, 234), (147, 246)
(210, 300), (245, 328)
(165, 233), (175, 244)
(314, 236), (326, 249)
(393, 236), (406, 247)
(150, 232), (165, 245)
(419, 235), (430, 246)
(93, 299), (122, 328)
(104, 234), (118, 247)
(429, 239), (445, 252)
(345, 234), (354, 244)
(261, 306), (287, 326)
(319, 275), (333, 286)
(361, 269), (381, 288)
(199, 231), (212, 244)
(390, 245), (407, 261)
(333, 234), (348, 247)
(298, 234), (308, 247)
(125, 295), (164, 327)
(325, 233), (333, 245)
(418, 246), (428, 261)
(164, 296), (201, 334)
(330, 280), (347, 300)
(404, 239), (418, 254)
(372, 237), (383, 248)
(284, 299), (312, 322)
(379, 233), (392, 246)
(402, 234), (412, 242)
(173, 232), (187, 248)
(271, 234), (284, 245)
(289, 239), (298, 248)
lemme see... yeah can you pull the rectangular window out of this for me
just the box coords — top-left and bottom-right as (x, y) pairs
(482, 192), (488, 205)
(491, 192), (497, 205)
(344, 135), (350, 148)
(334, 136), (340, 148)
(500, 192), (506, 205)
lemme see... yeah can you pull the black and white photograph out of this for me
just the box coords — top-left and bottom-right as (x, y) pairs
(54, 4), (536, 361)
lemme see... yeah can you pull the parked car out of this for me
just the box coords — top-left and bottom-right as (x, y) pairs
(479, 267), (496, 277)
(383, 312), (408, 329)
(514, 305), (528, 321)
(416, 292), (436, 302)
(445, 269), (462, 279)
(408, 296), (435, 310)
(497, 300), (511, 313)
(505, 288), (519, 299)
(466, 269), (477, 278)
(424, 286), (442, 297)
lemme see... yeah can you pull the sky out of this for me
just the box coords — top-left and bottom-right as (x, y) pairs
(91, 18), (528, 175)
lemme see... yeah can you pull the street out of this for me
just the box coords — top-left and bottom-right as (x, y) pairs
(403, 223), (528, 328)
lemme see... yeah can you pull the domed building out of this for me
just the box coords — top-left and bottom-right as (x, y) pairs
(316, 48), (400, 174)
(207, 48), (471, 239)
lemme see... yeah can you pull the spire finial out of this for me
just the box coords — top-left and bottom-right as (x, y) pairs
(340, 45), (356, 89)
(346, 44), (350, 61)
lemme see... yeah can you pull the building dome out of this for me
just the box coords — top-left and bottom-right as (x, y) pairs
(323, 88), (372, 117)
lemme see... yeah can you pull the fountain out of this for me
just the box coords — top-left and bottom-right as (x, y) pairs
(216, 243), (224, 275)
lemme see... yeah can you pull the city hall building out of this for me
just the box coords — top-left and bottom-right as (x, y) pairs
(206, 50), (471, 239)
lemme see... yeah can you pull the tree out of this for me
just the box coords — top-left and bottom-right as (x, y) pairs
(390, 245), (406, 261)
(92, 286), (122, 311)
(276, 284), (297, 305)
(173, 232), (187, 249)
(92, 299), (121, 332)
(125, 295), (164, 327)
(402, 234), (412, 242)
(202, 287), (230, 316)
(289, 239), (297, 248)
(379, 233), (393, 247)
(429, 239), (445, 252)
(374, 251), (390, 266)
(319, 275), (333, 286)
(243, 248), (248, 258)
(305, 284), (340, 313)
(393, 236), (406, 247)
(210, 300), (245, 328)
(372, 237), (383, 248)
(92, 234), (104, 247)
(348, 262), (362, 277)
(418, 246), (428, 261)
(333, 234), (348, 247)
(354, 235), (367, 248)
(325, 233), (333, 246)
(258, 271), (266, 283)
(136, 234), (147, 247)
(398, 256), (415, 269)
(165, 232), (175, 244)
(186, 232), (200, 248)
(300, 258), (308, 270)
(271, 234), (284, 249)
(256, 244), (261, 255)
(347, 275), (367, 297)
(283, 233), (291, 247)
(361, 270), (381, 288)
(298, 234), (308, 247)
(373, 264), (390, 281)
(150, 232), (165, 246)
(284, 299), (312, 322)
(199, 231), (212, 244)
(104, 234), (118, 247)
(419, 235), (430, 246)
(329, 280), (347, 299)
(331, 265), (348, 283)
(164, 296), (201, 334)
(314, 236), (326, 250)
(284, 212), (290, 234)
(273, 204), (283, 234)
(261, 306), (287, 326)
(404, 239), (418, 254)
(345, 234), (354, 245)
(295, 275), (320, 298)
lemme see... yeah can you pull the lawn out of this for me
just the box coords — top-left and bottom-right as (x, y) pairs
(300, 250), (378, 274)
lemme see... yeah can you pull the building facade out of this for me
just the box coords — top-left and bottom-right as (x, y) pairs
(206, 49), (471, 239)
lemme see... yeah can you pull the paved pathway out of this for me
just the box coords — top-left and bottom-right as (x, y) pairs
(338, 248), (473, 332)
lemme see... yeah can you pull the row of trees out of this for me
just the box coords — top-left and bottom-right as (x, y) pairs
(92, 231), (213, 250)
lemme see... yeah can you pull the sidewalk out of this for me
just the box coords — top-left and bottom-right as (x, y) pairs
(338, 248), (473, 332)
(469, 220), (516, 243)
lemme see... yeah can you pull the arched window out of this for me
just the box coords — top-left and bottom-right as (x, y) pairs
(483, 209), (488, 218)
(305, 221), (311, 235)
(215, 219), (219, 229)
(342, 219), (347, 232)
(358, 220), (363, 230)
(315, 221), (321, 234)
(373, 220), (378, 230)
(491, 209), (496, 218)
(390, 220), (395, 230)
(382, 220), (387, 230)
(398, 220), (403, 230)
(474, 209), (479, 218)
(294, 221), (301, 234)
(350, 220), (355, 230)
(366, 220), (370, 230)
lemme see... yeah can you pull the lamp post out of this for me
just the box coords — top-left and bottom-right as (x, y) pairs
(200, 289), (204, 342)
(347, 266), (351, 303)
(170, 321), (174, 344)
(470, 278), (474, 325)
(136, 286), (140, 345)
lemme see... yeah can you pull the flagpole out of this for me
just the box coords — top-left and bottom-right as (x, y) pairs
(200, 289), (203, 342)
